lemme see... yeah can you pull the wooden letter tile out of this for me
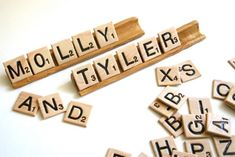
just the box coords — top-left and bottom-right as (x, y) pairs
(172, 151), (197, 157)
(159, 112), (184, 137)
(27, 47), (55, 74)
(213, 135), (235, 157)
(138, 152), (148, 157)
(38, 93), (65, 119)
(13, 91), (41, 116)
(157, 86), (187, 109)
(52, 39), (78, 65)
(225, 86), (235, 110)
(138, 37), (161, 62)
(93, 54), (120, 81)
(182, 114), (207, 138)
(207, 114), (231, 137)
(185, 139), (213, 157)
(158, 27), (181, 52)
(72, 30), (98, 56)
(212, 80), (234, 100)
(228, 57), (235, 70)
(149, 98), (176, 117)
(94, 22), (119, 48)
(116, 44), (143, 71)
(3, 55), (33, 83)
(72, 63), (99, 90)
(187, 97), (212, 114)
(156, 66), (181, 86)
(64, 101), (92, 127)
(150, 136), (177, 157)
(178, 60), (201, 83)
(106, 148), (131, 157)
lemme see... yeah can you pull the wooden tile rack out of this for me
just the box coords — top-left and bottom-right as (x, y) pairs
(4, 17), (144, 88)
(73, 20), (206, 96)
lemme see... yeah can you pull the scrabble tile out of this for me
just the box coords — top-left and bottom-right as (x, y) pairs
(159, 112), (184, 137)
(116, 44), (143, 71)
(93, 54), (120, 81)
(106, 148), (131, 157)
(228, 57), (235, 70)
(72, 30), (98, 56)
(27, 47), (55, 74)
(52, 39), (78, 65)
(187, 97), (212, 114)
(213, 135), (235, 157)
(3, 55), (33, 83)
(38, 93), (65, 119)
(155, 66), (181, 86)
(138, 37), (161, 62)
(149, 98), (176, 117)
(157, 86), (187, 109)
(94, 22), (119, 48)
(182, 114), (207, 138)
(185, 139), (213, 157)
(158, 27), (181, 52)
(13, 91), (41, 116)
(72, 63), (99, 90)
(178, 60), (201, 83)
(64, 101), (92, 127)
(138, 152), (148, 157)
(225, 86), (235, 109)
(207, 114), (231, 137)
(172, 151), (197, 157)
(212, 80), (234, 100)
(150, 136), (177, 157)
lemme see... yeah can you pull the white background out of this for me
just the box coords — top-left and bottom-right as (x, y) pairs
(0, 0), (235, 156)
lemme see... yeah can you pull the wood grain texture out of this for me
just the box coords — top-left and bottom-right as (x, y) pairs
(76, 20), (206, 96)
(8, 17), (144, 88)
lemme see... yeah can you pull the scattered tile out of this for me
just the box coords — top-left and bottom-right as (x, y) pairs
(158, 86), (187, 109)
(156, 66), (181, 86)
(185, 139), (213, 157)
(182, 114), (208, 138)
(38, 93), (65, 119)
(149, 98), (176, 117)
(212, 80), (234, 100)
(159, 112), (184, 137)
(106, 148), (131, 157)
(207, 114), (231, 137)
(13, 91), (41, 116)
(187, 97), (212, 114)
(150, 136), (177, 157)
(213, 135), (235, 157)
(178, 60), (201, 83)
(64, 101), (92, 127)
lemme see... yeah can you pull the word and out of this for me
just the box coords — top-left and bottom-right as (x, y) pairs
(13, 91), (92, 127)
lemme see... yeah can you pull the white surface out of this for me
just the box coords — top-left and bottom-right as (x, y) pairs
(0, 0), (235, 157)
